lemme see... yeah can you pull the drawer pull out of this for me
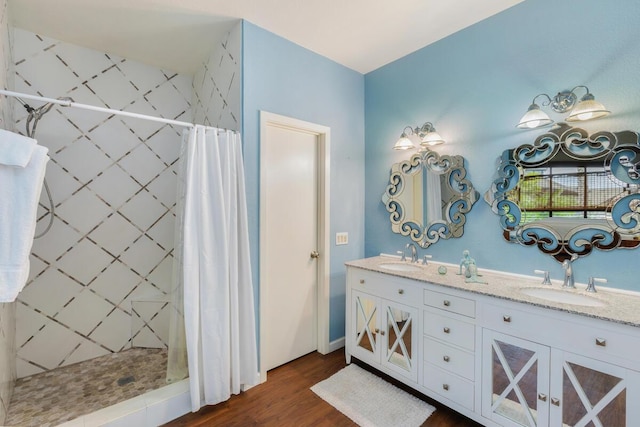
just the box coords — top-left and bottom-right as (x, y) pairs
(443, 300), (451, 307)
(359, 279), (365, 284)
(596, 338), (607, 347)
(538, 393), (547, 402)
(398, 289), (404, 295)
(551, 397), (560, 406)
(503, 315), (511, 323)
(443, 355), (450, 362)
(442, 384), (449, 391)
(443, 327), (450, 334)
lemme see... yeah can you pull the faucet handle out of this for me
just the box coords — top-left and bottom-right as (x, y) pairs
(422, 254), (432, 265)
(586, 277), (607, 293)
(534, 269), (552, 286)
(397, 250), (406, 262)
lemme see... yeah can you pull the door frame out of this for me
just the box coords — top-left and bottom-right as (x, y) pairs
(259, 111), (331, 382)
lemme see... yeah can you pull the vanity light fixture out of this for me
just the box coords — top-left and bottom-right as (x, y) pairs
(516, 85), (610, 129)
(393, 122), (445, 150)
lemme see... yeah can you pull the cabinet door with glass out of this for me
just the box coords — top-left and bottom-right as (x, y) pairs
(380, 297), (418, 382)
(550, 351), (640, 427)
(351, 289), (418, 382)
(482, 329), (550, 427)
(351, 289), (380, 365)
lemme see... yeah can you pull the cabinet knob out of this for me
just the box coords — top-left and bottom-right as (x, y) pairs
(503, 315), (511, 323)
(443, 300), (451, 307)
(442, 384), (449, 391)
(551, 397), (560, 406)
(359, 279), (365, 284)
(443, 355), (450, 362)
(380, 330), (385, 336)
(443, 327), (450, 334)
(398, 289), (404, 295)
(374, 328), (379, 334)
(538, 393), (547, 402)
(596, 338), (607, 347)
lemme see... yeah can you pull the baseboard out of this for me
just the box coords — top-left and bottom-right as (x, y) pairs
(328, 337), (345, 353)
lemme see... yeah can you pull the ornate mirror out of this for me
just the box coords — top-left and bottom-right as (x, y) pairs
(485, 123), (640, 262)
(382, 149), (479, 248)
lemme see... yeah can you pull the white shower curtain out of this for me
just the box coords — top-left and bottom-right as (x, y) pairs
(168, 125), (258, 412)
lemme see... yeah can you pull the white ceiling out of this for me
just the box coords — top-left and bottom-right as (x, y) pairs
(8, 0), (523, 75)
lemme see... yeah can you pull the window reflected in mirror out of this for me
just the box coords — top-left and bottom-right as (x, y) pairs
(486, 123), (640, 262)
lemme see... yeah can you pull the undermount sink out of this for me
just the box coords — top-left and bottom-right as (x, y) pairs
(520, 287), (606, 307)
(378, 262), (423, 272)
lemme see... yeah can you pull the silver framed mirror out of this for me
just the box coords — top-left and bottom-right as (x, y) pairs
(382, 149), (479, 248)
(485, 123), (640, 262)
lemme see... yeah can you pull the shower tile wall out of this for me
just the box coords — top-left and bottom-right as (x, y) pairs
(0, 0), (15, 422)
(12, 28), (193, 379)
(192, 22), (241, 131)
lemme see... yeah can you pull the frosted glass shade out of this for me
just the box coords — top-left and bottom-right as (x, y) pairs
(393, 136), (415, 150)
(566, 98), (610, 122)
(420, 131), (445, 146)
(517, 104), (553, 129)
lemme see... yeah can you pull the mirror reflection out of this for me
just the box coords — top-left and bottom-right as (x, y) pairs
(382, 149), (479, 248)
(486, 123), (640, 262)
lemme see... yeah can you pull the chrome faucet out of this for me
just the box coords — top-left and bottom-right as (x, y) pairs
(562, 254), (578, 289)
(406, 243), (418, 263)
(586, 277), (607, 293)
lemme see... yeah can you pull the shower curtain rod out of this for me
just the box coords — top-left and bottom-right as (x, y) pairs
(0, 89), (236, 133)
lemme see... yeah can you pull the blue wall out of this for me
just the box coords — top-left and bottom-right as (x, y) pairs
(365, 0), (640, 290)
(242, 21), (365, 342)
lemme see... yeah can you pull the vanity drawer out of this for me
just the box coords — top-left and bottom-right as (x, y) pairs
(423, 310), (475, 351)
(480, 303), (555, 338)
(424, 289), (476, 318)
(351, 270), (422, 304)
(423, 363), (474, 411)
(423, 337), (474, 380)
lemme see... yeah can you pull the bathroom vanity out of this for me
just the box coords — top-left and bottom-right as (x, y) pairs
(345, 256), (640, 427)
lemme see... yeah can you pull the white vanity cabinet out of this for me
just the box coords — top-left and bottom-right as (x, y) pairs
(345, 260), (640, 427)
(481, 301), (640, 427)
(347, 269), (420, 382)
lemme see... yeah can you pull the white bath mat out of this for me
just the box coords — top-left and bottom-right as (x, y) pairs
(311, 364), (435, 427)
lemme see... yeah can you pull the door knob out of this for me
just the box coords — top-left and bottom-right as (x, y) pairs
(310, 251), (320, 259)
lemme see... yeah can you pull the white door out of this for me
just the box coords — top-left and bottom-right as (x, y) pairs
(261, 120), (320, 371)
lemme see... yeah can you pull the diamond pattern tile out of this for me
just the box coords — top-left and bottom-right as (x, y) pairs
(88, 165), (141, 209)
(88, 213), (141, 255)
(120, 235), (166, 277)
(18, 268), (84, 317)
(55, 187), (112, 234)
(55, 290), (115, 335)
(117, 143), (167, 185)
(89, 261), (142, 306)
(56, 238), (114, 284)
(10, 24), (240, 387)
(54, 137), (113, 183)
(120, 190), (168, 231)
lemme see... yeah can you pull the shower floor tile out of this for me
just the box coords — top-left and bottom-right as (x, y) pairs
(5, 348), (168, 427)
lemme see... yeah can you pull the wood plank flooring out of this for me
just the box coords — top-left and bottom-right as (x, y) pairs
(163, 349), (482, 427)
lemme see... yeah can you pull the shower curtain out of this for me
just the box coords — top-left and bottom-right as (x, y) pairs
(167, 125), (258, 412)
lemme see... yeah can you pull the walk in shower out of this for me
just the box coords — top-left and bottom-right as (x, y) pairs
(1, 20), (241, 426)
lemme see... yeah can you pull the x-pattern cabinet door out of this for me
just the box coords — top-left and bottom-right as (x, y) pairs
(482, 329), (550, 427)
(550, 350), (639, 427)
(351, 289), (418, 382)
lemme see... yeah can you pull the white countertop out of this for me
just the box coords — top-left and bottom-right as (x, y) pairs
(345, 255), (640, 328)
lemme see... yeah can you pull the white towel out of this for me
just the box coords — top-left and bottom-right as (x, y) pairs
(0, 128), (37, 167)
(0, 130), (49, 302)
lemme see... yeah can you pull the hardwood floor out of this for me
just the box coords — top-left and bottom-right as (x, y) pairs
(163, 349), (482, 427)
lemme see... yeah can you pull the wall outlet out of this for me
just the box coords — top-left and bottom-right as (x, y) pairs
(336, 232), (348, 245)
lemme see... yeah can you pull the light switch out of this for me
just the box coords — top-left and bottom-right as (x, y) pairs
(336, 232), (348, 245)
